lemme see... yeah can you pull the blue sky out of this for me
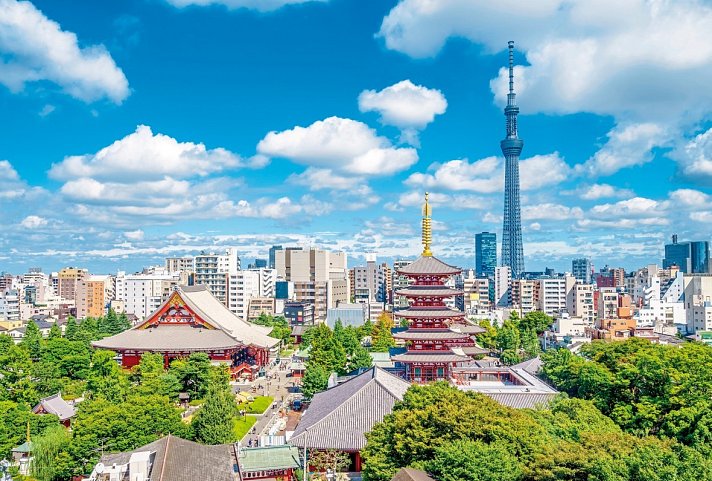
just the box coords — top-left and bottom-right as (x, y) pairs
(1, 0), (711, 274)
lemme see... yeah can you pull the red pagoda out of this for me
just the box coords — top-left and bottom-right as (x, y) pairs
(392, 193), (473, 383)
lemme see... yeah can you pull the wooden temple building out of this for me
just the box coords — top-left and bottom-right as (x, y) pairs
(93, 285), (280, 378)
(391, 193), (474, 382)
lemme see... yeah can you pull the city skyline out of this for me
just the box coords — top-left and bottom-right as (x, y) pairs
(2, 0), (712, 274)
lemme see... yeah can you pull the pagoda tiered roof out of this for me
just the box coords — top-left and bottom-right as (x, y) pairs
(396, 286), (463, 297)
(393, 330), (471, 341)
(391, 352), (470, 363)
(396, 256), (460, 276)
(393, 307), (466, 319)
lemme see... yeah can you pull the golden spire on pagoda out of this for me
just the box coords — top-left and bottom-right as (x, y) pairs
(422, 192), (433, 257)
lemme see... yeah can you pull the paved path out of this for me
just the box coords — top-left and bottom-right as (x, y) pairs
(236, 362), (300, 447)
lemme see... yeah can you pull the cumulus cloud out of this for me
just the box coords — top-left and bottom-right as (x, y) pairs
(163, 0), (327, 12)
(49, 125), (248, 182)
(405, 152), (569, 193)
(123, 229), (144, 241)
(577, 183), (634, 200)
(522, 203), (583, 221)
(574, 123), (668, 176)
(257, 116), (418, 175)
(0, 0), (129, 103)
(673, 127), (712, 183)
(20, 215), (47, 228)
(358, 80), (447, 145)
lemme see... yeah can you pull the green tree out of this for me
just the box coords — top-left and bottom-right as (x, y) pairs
(521, 329), (540, 359)
(520, 311), (553, 335)
(31, 424), (71, 481)
(21, 320), (42, 360)
(0, 344), (38, 405)
(425, 440), (523, 481)
(0, 401), (60, 459)
(64, 317), (78, 341)
(191, 384), (238, 444)
(496, 320), (520, 352)
(475, 320), (498, 350)
(302, 363), (329, 399)
(86, 350), (129, 400)
(48, 324), (61, 340)
(371, 314), (395, 353)
(347, 345), (373, 373)
(172, 352), (212, 400)
(0, 334), (13, 356)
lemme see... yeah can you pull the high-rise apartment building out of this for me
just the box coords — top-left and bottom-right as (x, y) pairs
(76, 275), (114, 319)
(494, 266), (512, 307)
(165, 257), (195, 274)
(500, 41), (525, 278)
(268, 245), (283, 269)
(391, 259), (413, 309)
(194, 248), (240, 306)
(227, 269), (277, 321)
(462, 269), (490, 314)
(350, 255), (390, 304)
(535, 276), (574, 317)
(57, 267), (88, 301)
(475, 232), (497, 278)
(115, 271), (185, 320)
(663, 235), (710, 274)
(275, 248), (349, 321)
(571, 258), (592, 284)
(511, 279), (536, 314)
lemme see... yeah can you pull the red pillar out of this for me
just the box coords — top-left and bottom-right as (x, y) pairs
(355, 452), (362, 472)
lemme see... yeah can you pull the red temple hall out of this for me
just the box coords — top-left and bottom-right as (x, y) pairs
(93, 285), (280, 378)
(392, 193), (473, 382)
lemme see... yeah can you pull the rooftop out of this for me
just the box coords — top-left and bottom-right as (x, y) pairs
(290, 366), (410, 451)
(238, 445), (301, 472)
(33, 392), (76, 421)
(396, 256), (460, 276)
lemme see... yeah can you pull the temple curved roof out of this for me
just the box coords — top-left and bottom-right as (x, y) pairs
(396, 286), (463, 297)
(391, 352), (469, 363)
(396, 256), (460, 276)
(393, 330), (471, 340)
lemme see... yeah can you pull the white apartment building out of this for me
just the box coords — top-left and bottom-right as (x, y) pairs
(275, 248), (349, 322)
(511, 279), (535, 314)
(165, 257), (195, 274)
(391, 259), (413, 309)
(194, 248), (240, 306)
(683, 274), (712, 333)
(597, 287), (619, 322)
(350, 255), (390, 303)
(0, 290), (20, 321)
(462, 269), (490, 314)
(567, 283), (595, 325)
(494, 266), (511, 308)
(227, 269), (277, 321)
(115, 271), (184, 320)
(535, 276), (574, 317)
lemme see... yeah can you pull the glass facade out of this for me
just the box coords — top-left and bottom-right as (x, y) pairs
(475, 232), (497, 278)
(664, 240), (710, 274)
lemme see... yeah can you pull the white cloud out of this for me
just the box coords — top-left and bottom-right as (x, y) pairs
(38, 104), (55, 117)
(257, 116), (418, 175)
(0, 0), (129, 103)
(20, 215), (47, 229)
(578, 183), (634, 200)
(669, 188), (710, 206)
(396, 190), (490, 210)
(673, 127), (712, 182)
(522, 203), (583, 221)
(405, 152), (568, 193)
(50, 125), (246, 182)
(123, 229), (144, 241)
(574, 123), (668, 176)
(358, 80), (447, 145)
(163, 0), (327, 12)
(288, 168), (358, 191)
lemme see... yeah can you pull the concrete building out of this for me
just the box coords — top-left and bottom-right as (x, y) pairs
(494, 266), (511, 307)
(114, 271), (184, 320)
(391, 260), (413, 309)
(682, 274), (712, 333)
(57, 267), (88, 301)
(247, 297), (276, 322)
(462, 269), (490, 314)
(275, 248), (349, 322)
(597, 288), (619, 320)
(350, 255), (390, 304)
(511, 279), (535, 314)
(535, 276), (574, 317)
(76, 275), (114, 319)
(194, 248), (241, 306)
(268, 245), (283, 269)
(165, 257), (195, 274)
(568, 283), (595, 324)
(571, 258), (592, 284)
(226, 269), (276, 321)
(283, 301), (315, 325)
(0, 290), (20, 321)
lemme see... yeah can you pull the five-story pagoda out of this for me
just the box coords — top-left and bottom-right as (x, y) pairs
(392, 193), (471, 383)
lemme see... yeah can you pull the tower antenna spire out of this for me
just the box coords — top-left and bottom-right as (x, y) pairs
(508, 40), (515, 95)
(421, 192), (433, 257)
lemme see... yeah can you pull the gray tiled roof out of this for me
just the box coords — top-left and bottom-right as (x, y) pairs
(100, 435), (234, 481)
(396, 256), (461, 275)
(391, 468), (437, 481)
(393, 308), (466, 319)
(33, 392), (76, 421)
(393, 330), (470, 340)
(483, 392), (558, 409)
(290, 367), (410, 451)
(391, 352), (469, 363)
(460, 346), (490, 356)
(450, 323), (487, 334)
(93, 325), (241, 351)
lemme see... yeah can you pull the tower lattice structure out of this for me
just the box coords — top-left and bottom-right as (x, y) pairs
(500, 40), (525, 279)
